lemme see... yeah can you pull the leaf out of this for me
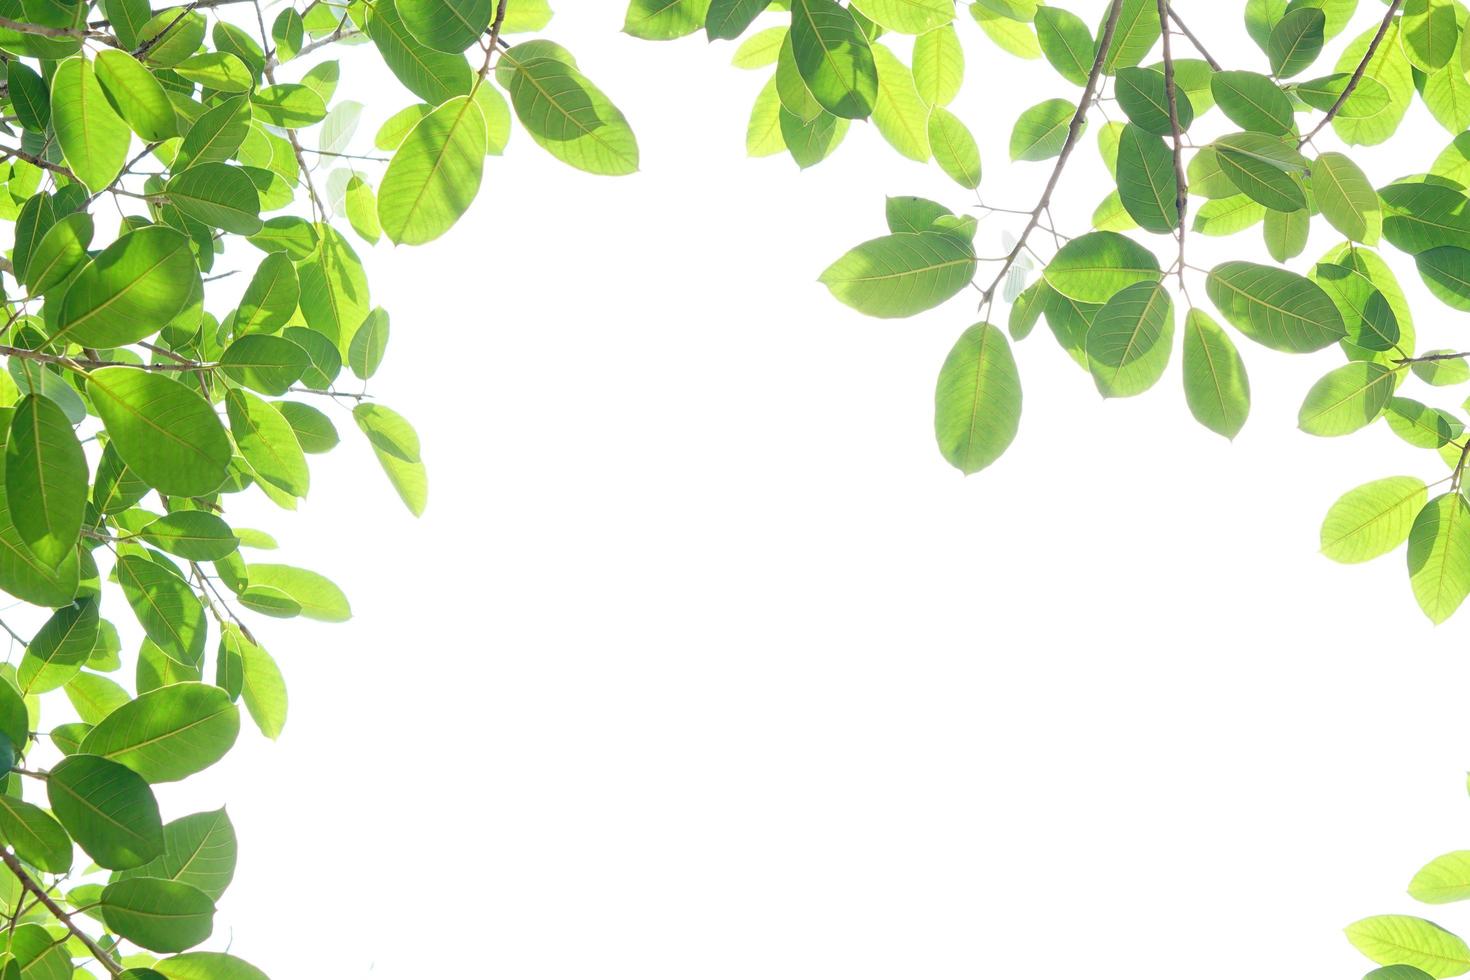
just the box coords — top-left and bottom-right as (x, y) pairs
(1332, 20), (1414, 145)
(81, 682), (239, 783)
(1034, 6), (1092, 85)
(226, 389), (309, 498)
(928, 106), (981, 189)
(54, 226), (200, 348)
(499, 50), (640, 175)
(1382, 181), (1470, 253)
(1115, 123), (1179, 233)
(1043, 230), (1162, 303)
(87, 368), (232, 497)
(788, 0), (878, 119)
(1010, 98), (1075, 161)
(707, 0), (771, 40)
(116, 553), (207, 667)
(154, 953), (269, 980)
(250, 83), (327, 128)
(220, 335), (309, 397)
(1404, 0), (1459, 71)
(1387, 398), (1460, 448)
(379, 94), (487, 245)
(398, 0), (492, 52)
(0, 796), (72, 874)
(368, 0), (475, 103)
(1084, 281), (1173, 397)
(348, 308), (390, 380)
(1417, 246), (1470, 311)
(1408, 493), (1470, 625)
(1204, 261), (1345, 352)
(1345, 915), (1470, 975)
(93, 50), (176, 142)
(138, 512), (239, 563)
(25, 211), (94, 296)
(165, 163), (263, 235)
(238, 636), (286, 739)
(624, 0), (709, 39)
(1181, 309), (1251, 439)
(933, 323), (1021, 474)
(1263, 206), (1310, 262)
(913, 22), (963, 104)
(851, 0), (952, 33)
(5, 395), (86, 569)
(732, 25), (786, 67)
(51, 56), (131, 192)
(1116, 67), (1193, 135)
(1313, 151), (1381, 243)
(18, 599), (99, 695)
(972, 3), (1039, 59)
(1267, 6), (1324, 77)
(1297, 361), (1395, 436)
(1100, 0), (1160, 72)
(47, 753), (163, 870)
(279, 402), (340, 454)
(115, 808), (237, 901)
(345, 176), (382, 244)
(819, 231), (976, 318)
(1412, 851), (1470, 904)
(1321, 476), (1428, 563)
(869, 44), (929, 161)
(241, 564), (350, 622)
(101, 878), (215, 953)
(1413, 352), (1470, 387)
(1212, 70), (1294, 135)
(1213, 132), (1306, 211)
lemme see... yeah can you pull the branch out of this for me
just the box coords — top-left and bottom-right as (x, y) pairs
(133, 0), (199, 59)
(980, 0), (1128, 305)
(0, 15), (89, 37)
(1298, 0), (1404, 146)
(0, 344), (211, 373)
(1164, 7), (1222, 70)
(1158, 0), (1189, 293)
(1395, 350), (1470, 364)
(0, 849), (123, 977)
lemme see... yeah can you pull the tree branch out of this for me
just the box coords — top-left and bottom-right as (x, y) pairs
(1158, 0), (1189, 293)
(980, 0), (1128, 305)
(0, 849), (123, 977)
(1298, 0), (1404, 146)
(1164, 7), (1222, 70)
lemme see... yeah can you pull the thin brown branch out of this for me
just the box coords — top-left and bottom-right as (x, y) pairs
(1298, 0), (1404, 146)
(1158, 0), (1189, 294)
(0, 849), (123, 977)
(1165, 7), (1222, 70)
(980, 0), (1128, 305)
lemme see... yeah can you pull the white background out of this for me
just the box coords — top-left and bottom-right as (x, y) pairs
(132, 1), (1470, 976)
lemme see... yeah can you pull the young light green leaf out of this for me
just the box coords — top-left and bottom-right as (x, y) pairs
(379, 95), (487, 246)
(933, 323), (1021, 474)
(819, 231), (976, 318)
(1408, 494), (1470, 625)
(1181, 309), (1251, 439)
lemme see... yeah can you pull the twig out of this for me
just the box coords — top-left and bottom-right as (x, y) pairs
(1165, 7), (1222, 70)
(1158, 0), (1189, 296)
(1298, 0), (1404, 146)
(980, 0), (1128, 306)
(0, 850), (123, 977)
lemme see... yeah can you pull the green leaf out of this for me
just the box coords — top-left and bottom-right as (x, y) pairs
(1213, 132), (1306, 211)
(1346, 915), (1470, 975)
(1101, 0), (1160, 73)
(1417, 246), (1470, 310)
(51, 56), (131, 193)
(93, 50), (177, 142)
(1297, 361), (1395, 436)
(819, 231), (976, 318)
(137, 512), (240, 563)
(1321, 476), (1428, 563)
(1010, 98), (1075, 161)
(87, 368), (231, 497)
(1267, 6), (1324, 77)
(5, 395), (86, 569)
(174, 52), (253, 93)
(54, 226), (200, 348)
(1084, 281), (1173, 397)
(226, 389), (309, 498)
(279, 402), (340, 454)
(732, 25), (786, 66)
(250, 83), (327, 128)
(367, 0), (476, 105)
(1211, 70), (1294, 135)
(6, 62), (50, 132)
(1204, 261), (1345, 352)
(1115, 123), (1179, 233)
(624, 0), (709, 38)
(499, 50), (640, 176)
(707, 0), (772, 40)
(850, 0), (952, 33)
(0, 796), (72, 874)
(912, 22), (963, 104)
(1413, 352), (1470, 387)
(1313, 151), (1381, 243)
(238, 635), (286, 739)
(18, 599), (98, 695)
(175, 95), (252, 171)
(972, 3), (1039, 59)
(345, 175), (382, 244)
(1387, 398), (1461, 448)
(398, 0), (492, 52)
(1034, 6), (1092, 85)
(1411, 851), (1470, 904)
(153, 953), (269, 980)
(379, 95), (487, 245)
(870, 44), (929, 161)
(1116, 67), (1193, 135)
(220, 334), (309, 396)
(115, 808), (237, 901)
(24, 211), (94, 296)
(1181, 309), (1251, 439)
(165, 163), (263, 235)
(47, 753), (163, 870)
(81, 682), (239, 783)
(1404, 0), (1459, 71)
(927, 106), (981, 188)
(117, 552), (206, 667)
(1263, 206), (1310, 262)
(789, 0), (878, 119)
(1408, 494), (1470, 625)
(240, 564), (350, 622)
(101, 878), (215, 953)
(933, 323), (1021, 474)
(348, 308), (390, 380)
(1382, 181), (1470, 253)
(1043, 230), (1161, 304)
